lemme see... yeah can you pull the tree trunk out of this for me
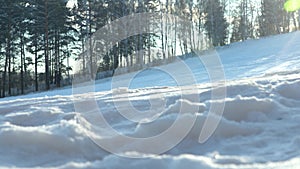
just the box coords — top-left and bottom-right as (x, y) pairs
(160, 2), (166, 60)
(20, 35), (25, 94)
(35, 43), (38, 92)
(2, 52), (8, 98)
(8, 30), (12, 96)
(45, 0), (50, 90)
(89, 0), (94, 80)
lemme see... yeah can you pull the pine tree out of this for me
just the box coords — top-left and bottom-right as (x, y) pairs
(0, 0), (19, 97)
(27, 0), (45, 91)
(204, 0), (228, 46)
(15, 0), (29, 94)
(259, 0), (289, 37)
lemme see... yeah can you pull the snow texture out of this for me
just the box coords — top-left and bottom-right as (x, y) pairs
(1, 31), (300, 168)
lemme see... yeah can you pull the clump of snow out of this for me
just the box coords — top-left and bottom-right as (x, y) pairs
(275, 80), (300, 100)
(219, 95), (275, 122)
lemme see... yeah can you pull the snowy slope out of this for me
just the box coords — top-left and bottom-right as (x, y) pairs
(0, 31), (300, 169)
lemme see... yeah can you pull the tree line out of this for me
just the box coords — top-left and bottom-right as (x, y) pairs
(0, 0), (299, 98)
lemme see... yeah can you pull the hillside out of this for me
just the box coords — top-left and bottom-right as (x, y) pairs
(0, 31), (300, 169)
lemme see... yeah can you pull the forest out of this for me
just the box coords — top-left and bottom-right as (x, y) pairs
(0, 0), (299, 98)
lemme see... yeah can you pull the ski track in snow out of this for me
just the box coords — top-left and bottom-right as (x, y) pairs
(0, 32), (300, 168)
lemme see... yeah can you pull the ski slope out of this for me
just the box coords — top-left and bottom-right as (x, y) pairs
(0, 31), (300, 169)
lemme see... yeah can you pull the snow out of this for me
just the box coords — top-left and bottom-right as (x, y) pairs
(1, 31), (300, 168)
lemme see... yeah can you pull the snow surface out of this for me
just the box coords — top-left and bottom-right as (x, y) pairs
(1, 31), (300, 168)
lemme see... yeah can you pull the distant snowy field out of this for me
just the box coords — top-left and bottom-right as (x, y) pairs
(1, 32), (300, 169)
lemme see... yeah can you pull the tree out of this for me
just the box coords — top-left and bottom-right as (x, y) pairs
(15, 0), (30, 94)
(27, 0), (45, 91)
(204, 0), (228, 46)
(0, 0), (19, 97)
(230, 0), (254, 42)
(259, 0), (289, 37)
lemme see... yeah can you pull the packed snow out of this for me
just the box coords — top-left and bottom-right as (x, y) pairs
(1, 31), (300, 169)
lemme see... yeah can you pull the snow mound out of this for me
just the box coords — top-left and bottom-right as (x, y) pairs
(219, 96), (275, 122)
(275, 80), (300, 100)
